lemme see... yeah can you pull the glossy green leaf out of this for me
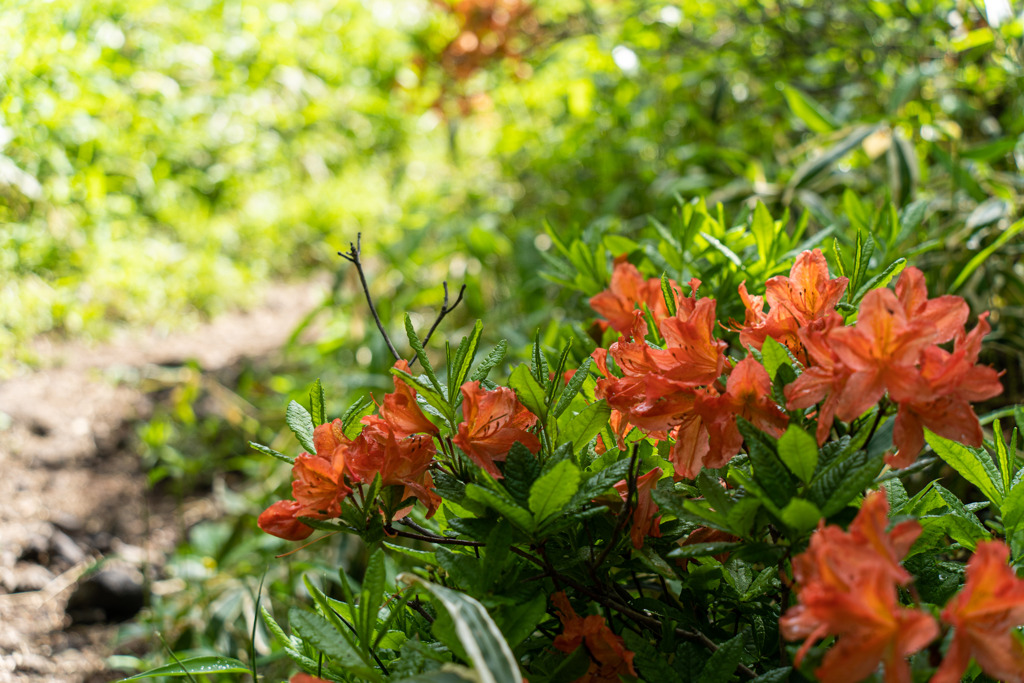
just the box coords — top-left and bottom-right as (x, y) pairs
(285, 400), (316, 454)
(528, 459), (581, 526)
(926, 430), (1003, 505)
(399, 575), (522, 683)
(508, 364), (548, 421)
(118, 656), (251, 680)
(777, 424), (819, 483)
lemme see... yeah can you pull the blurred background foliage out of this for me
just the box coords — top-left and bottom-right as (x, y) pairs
(3, 0), (1024, 677)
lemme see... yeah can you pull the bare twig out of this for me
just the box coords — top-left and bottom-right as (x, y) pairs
(339, 233), (401, 362)
(410, 281), (467, 368)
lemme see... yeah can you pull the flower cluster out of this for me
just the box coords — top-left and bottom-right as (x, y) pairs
(783, 491), (1024, 683)
(551, 591), (637, 682)
(779, 266), (1002, 466)
(590, 250), (1001, 477)
(258, 362), (540, 540)
(780, 489), (936, 682)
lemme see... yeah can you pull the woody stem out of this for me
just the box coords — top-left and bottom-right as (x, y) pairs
(339, 233), (402, 362)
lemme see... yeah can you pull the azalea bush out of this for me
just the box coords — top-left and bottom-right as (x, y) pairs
(126, 211), (1024, 683)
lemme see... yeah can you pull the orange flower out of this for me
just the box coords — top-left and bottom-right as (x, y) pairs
(551, 591), (637, 683)
(781, 490), (935, 682)
(828, 288), (935, 421)
(589, 259), (682, 335)
(889, 314), (1002, 467)
(735, 249), (848, 358)
(454, 381), (540, 479)
(933, 540), (1024, 683)
(613, 467), (663, 549)
(292, 450), (350, 518)
(348, 415), (439, 516)
(257, 500), (314, 541)
(783, 571), (937, 683)
(894, 266), (968, 345)
(381, 360), (439, 438)
(290, 674), (334, 683)
(783, 313), (851, 445)
(694, 358), (788, 468)
(648, 296), (728, 386)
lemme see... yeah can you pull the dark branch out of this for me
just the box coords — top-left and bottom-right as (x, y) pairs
(409, 281), (467, 368)
(339, 233), (401, 362)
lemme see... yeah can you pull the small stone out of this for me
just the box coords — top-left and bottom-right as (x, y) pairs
(11, 562), (55, 592)
(66, 569), (144, 624)
(49, 530), (86, 566)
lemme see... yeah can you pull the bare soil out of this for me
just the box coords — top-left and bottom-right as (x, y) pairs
(0, 280), (326, 682)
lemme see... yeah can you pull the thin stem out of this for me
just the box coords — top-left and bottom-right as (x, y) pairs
(339, 233), (401, 362)
(593, 444), (640, 569)
(388, 524), (485, 547)
(416, 281), (467, 361)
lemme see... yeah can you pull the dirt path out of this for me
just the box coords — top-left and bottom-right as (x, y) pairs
(0, 280), (326, 682)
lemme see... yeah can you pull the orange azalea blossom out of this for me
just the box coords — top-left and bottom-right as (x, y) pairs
(348, 415), (440, 516)
(783, 313), (851, 445)
(258, 420), (352, 540)
(453, 380), (540, 479)
(290, 675), (334, 683)
(551, 591), (637, 682)
(933, 540), (1024, 683)
(782, 490), (935, 683)
(736, 249), (848, 358)
(381, 359), (439, 438)
(257, 500), (314, 541)
(589, 258), (684, 335)
(890, 314), (1002, 467)
(894, 266), (968, 344)
(783, 570), (937, 683)
(695, 357), (788, 464)
(613, 466), (663, 549)
(827, 287), (937, 422)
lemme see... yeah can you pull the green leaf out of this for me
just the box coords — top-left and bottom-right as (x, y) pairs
(553, 358), (592, 419)
(817, 451), (886, 517)
(249, 441), (294, 465)
(994, 419), (1013, 495)
(698, 633), (745, 683)
(1002, 481), (1024, 533)
(286, 400), (316, 453)
(449, 320), (483, 402)
(782, 85), (838, 134)
(470, 339), (508, 383)
(392, 667), (481, 682)
(760, 336), (790, 382)
(341, 395), (375, 439)
(851, 229), (875, 295)
(528, 460), (581, 527)
(508, 364), (548, 421)
(777, 424), (819, 484)
(660, 272), (678, 316)
(926, 430), (1004, 505)
(668, 541), (744, 559)
(738, 420), (793, 509)
(399, 574), (522, 683)
(465, 484), (533, 532)
(750, 200), (775, 264)
(309, 378), (326, 426)
(850, 258), (907, 304)
(504, 442), (541, 507)
(951, 217), (1024, 293)
(572, 458), (631, 504)
(392, 367), (454, 423)
(831, 237), (848, 278)
(406, 313), (443, 393)
(531, 330), (549, 386)
(787, 125), (880, 194)
(118, 656), (251, 680)
(290, 607), (377, 676)
(360, 548), (388, 646)
(563, 400), (612, 453)
(780, 498), (821, 533)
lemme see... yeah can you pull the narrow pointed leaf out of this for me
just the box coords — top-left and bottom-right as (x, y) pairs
(286, 400), (316, 453)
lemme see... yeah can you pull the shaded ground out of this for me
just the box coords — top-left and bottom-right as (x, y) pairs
(0, 280), (325, 682)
